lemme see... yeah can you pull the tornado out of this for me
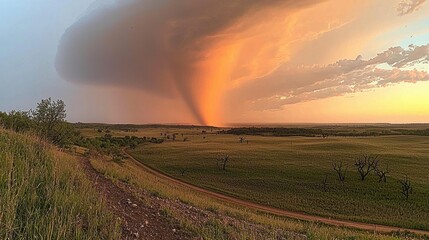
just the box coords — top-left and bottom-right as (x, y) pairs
(55, 0), (315, 125)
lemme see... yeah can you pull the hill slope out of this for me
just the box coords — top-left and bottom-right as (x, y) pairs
(0, 129), (121, 239)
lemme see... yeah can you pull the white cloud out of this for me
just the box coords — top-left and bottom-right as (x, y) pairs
(397, 0), (427, 15)
(236, 44), (429, 110)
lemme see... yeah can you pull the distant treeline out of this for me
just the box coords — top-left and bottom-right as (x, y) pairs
(75, 122), (217, 130)
(224, 127), (429, 137)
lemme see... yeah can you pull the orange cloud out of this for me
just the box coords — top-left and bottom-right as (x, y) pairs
(57, 0), (429, 125)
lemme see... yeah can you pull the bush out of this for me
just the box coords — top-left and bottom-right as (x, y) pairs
(0, 111), (33, 133)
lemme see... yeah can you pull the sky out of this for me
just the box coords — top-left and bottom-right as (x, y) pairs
(1, 0), (429, 126)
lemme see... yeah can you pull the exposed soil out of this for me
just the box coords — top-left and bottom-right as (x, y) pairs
(79, 157), (189, 240)
(79, 155), (308, 240)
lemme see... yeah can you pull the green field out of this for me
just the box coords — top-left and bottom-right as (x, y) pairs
(108, 127), (429, 230)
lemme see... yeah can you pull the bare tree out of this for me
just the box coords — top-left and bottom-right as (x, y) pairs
(333, 161), (347, 182)
(239, 137), (245, 143)
(400, 175), (412, 200)
(355, 155), (378, 180)
(321, 174), (328, 192)
(217, 155), (230, 171)
(375, 163), (390, 183)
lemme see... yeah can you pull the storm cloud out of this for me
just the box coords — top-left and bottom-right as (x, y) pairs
(55, 0), (318, 125)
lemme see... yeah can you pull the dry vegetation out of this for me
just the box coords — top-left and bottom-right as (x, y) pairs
(0, 129), (121, 239)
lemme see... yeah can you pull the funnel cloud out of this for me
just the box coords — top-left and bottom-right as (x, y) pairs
(54, 0), (429, 124)
(56, 0), (317, 125)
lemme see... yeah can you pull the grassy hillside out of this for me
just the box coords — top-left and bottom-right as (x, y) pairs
(0, 129), (121, 239)
(126, 131), (429, 230)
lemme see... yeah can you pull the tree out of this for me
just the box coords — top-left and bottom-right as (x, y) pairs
(355, 155), (378, 180)
(400, 175), (412, 200)
(375, 163), (390, 183)
(30, 98), (75, 146)
(31, 98), (66, 138)
(321, 174), (328, 192)
(217, 154), (230, 171)
(239, 136), (245, 143)
(333, 161), (347, 182)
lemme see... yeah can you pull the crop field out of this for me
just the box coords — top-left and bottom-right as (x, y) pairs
(87, 126), (429, 231)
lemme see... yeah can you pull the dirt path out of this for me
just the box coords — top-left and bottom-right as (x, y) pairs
(79, 157), (189, 240)
(123, 150), (429, 237)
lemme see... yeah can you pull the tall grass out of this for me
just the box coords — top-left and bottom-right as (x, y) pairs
(0, 129), (121, 239)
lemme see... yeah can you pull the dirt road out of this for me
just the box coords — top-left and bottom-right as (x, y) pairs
(80, 157), (188, 240)
(123, 150), (429, 236)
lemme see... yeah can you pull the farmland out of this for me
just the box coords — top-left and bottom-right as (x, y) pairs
(78, 125), (429, 231)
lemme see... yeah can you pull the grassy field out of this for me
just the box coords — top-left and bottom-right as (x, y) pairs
(90, 151), (411, 239)
(0, 128), (121, 239)
(91, 126), (429, 231)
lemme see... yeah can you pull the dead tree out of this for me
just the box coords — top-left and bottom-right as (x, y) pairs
(217, 155), (230, 171)
(375, 163), (389, 183)
(239, 137), (245, 143)
(321, 174), (328, 192)
(355, 155), (378, 180)
(333, 161), (347, 182)
(400, 175), (412, 200)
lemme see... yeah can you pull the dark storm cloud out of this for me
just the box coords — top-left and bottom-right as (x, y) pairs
(55, 0), (318, 124)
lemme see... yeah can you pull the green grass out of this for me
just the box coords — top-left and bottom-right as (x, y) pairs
(90, 147), (409, 239)
(126, 131), (429, 230)
(0, 129), (121, 239)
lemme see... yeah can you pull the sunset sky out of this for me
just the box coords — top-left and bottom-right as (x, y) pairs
(1, 0), (429, 126)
